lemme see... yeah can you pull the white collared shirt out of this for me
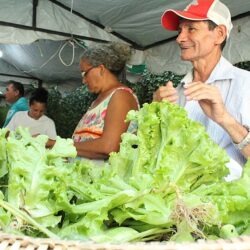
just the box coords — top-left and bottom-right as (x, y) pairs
(177, 56), (250, 167)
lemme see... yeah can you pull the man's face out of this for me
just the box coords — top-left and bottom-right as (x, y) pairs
(4, 84), (19, 104)
(176, 20), (219, 62)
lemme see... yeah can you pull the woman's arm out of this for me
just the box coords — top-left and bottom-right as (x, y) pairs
(74, 90), (138, 159)
(46, 139), (56, 148)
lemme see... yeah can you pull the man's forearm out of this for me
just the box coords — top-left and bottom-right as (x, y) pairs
(219, 114), (250, 159)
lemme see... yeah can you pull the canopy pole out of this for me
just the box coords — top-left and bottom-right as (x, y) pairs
(38, 79), (43, 88)
(32, 0), (39, 28)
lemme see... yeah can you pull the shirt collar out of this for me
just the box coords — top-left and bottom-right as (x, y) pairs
(11, 97), (24, 106)
(207, 56), (234, 83)
(181, 56), (235, 86)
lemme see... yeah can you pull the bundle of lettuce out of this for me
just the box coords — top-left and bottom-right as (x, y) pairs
(0, 101), (250, 243)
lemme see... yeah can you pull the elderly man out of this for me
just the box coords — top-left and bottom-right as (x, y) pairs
(153, 0), (250, 171)
(3, 80), (29, 127)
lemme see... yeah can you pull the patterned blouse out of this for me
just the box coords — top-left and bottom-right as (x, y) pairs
(72, 87), (139, 143)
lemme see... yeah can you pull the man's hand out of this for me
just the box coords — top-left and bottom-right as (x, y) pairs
(184, 81), (250, 158)
(183, 81), (228, 125)
(153, 81), (178, 103)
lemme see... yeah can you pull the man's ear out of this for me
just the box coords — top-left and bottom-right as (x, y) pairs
(215, 24), (227, 45)
(14, 89), (20, 97)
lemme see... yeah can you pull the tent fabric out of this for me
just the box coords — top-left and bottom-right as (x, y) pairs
(0, 0), (121, 44)
(0, 0), (250, 85)
(0, 40), (84, 82)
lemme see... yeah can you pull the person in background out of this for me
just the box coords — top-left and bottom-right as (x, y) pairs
(72, 42), (139, 161)
(2, 80), (29, 127)
(153, 0), (250, 173)
(6, 87), (57, 148)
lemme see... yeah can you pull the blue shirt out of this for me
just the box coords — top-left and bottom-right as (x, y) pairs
(3, 97), (29, 127)
(177, 56), (250, 166)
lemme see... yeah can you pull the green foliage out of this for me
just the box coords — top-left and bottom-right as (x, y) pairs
(47, 86), (96, 138)
(126, 70), (184, 105)
(234, 61), (250, 71)
(0, 105), (9, 128)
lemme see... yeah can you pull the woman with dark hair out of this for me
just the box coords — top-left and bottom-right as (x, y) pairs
(72, 42), (139, 162)
(6, 87), (57, 148)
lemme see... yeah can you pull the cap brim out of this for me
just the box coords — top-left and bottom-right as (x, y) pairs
(161, 9), (208, 31)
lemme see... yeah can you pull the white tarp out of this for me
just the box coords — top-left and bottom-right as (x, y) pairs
(0, 0), (120, 44)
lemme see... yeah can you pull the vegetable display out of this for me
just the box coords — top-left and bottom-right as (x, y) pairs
(0, 101), (249, 243)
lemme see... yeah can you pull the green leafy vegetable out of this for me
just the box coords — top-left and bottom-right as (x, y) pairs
(0, 102), (249, 243)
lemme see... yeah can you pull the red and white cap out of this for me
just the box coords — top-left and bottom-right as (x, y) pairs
(161, 0), (233, 38)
